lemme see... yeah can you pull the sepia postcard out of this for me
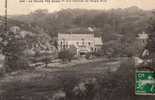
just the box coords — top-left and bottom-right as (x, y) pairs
(0, 0), (155, 100)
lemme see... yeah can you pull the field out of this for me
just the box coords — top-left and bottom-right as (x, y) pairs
(0, 58), (155, 100)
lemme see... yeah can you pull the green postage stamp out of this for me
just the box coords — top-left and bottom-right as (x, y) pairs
(136, 71), (155, 95)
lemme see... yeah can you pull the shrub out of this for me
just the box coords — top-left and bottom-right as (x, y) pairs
(85, 52), (92, 59)
(93, 49), (104, 57)
(58, 49), (76, 62)
(4, 54), (29, 72)
(2, 37), (30, 72)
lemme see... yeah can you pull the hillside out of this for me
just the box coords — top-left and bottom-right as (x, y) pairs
(9, 6), (155, 38)
(1, 7), (155, 58)
(0, 16), (43, 34)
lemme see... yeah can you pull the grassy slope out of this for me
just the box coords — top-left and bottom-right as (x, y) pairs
(0, 58), (155, 100)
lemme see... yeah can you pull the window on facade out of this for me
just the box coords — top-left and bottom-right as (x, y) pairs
(82, 38), (84, 45)
(95, 48), (97, 52)
(91, 47), (94, 51)
(60, 41), (63, 48)
(66, 42), (68, 48)
(88, 42), (91, 46)
(77, 42), (79, 45)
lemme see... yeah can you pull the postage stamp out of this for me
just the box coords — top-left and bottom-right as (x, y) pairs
(136, 71), (155, 95)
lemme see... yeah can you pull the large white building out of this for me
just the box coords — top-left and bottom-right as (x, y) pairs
(58, 33), (103, 55)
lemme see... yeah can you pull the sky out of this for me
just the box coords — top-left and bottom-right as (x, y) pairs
(0, 0), (155, 15)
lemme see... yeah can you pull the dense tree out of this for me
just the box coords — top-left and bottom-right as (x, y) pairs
(10, 7), (151, 37)
(58, 46), (76, 62)
(0, 26), (29, 72)
(0, 22), (57, 71)
(4, 7), (155, 59)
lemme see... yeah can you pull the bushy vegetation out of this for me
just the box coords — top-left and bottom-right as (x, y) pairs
(0, 25), (57, 72)
(10, 7), (154, 41)
(58, 47), (76, 62)
(85, 52), (92, 59)
(0, 31), (29, 72)
(9, 7), (155, 58)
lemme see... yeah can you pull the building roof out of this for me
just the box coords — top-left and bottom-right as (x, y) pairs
(58, 33), (94, 41)
(58, 33), (103, 45)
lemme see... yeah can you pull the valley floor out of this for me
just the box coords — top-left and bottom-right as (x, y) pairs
(0, 57), (155, 100)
